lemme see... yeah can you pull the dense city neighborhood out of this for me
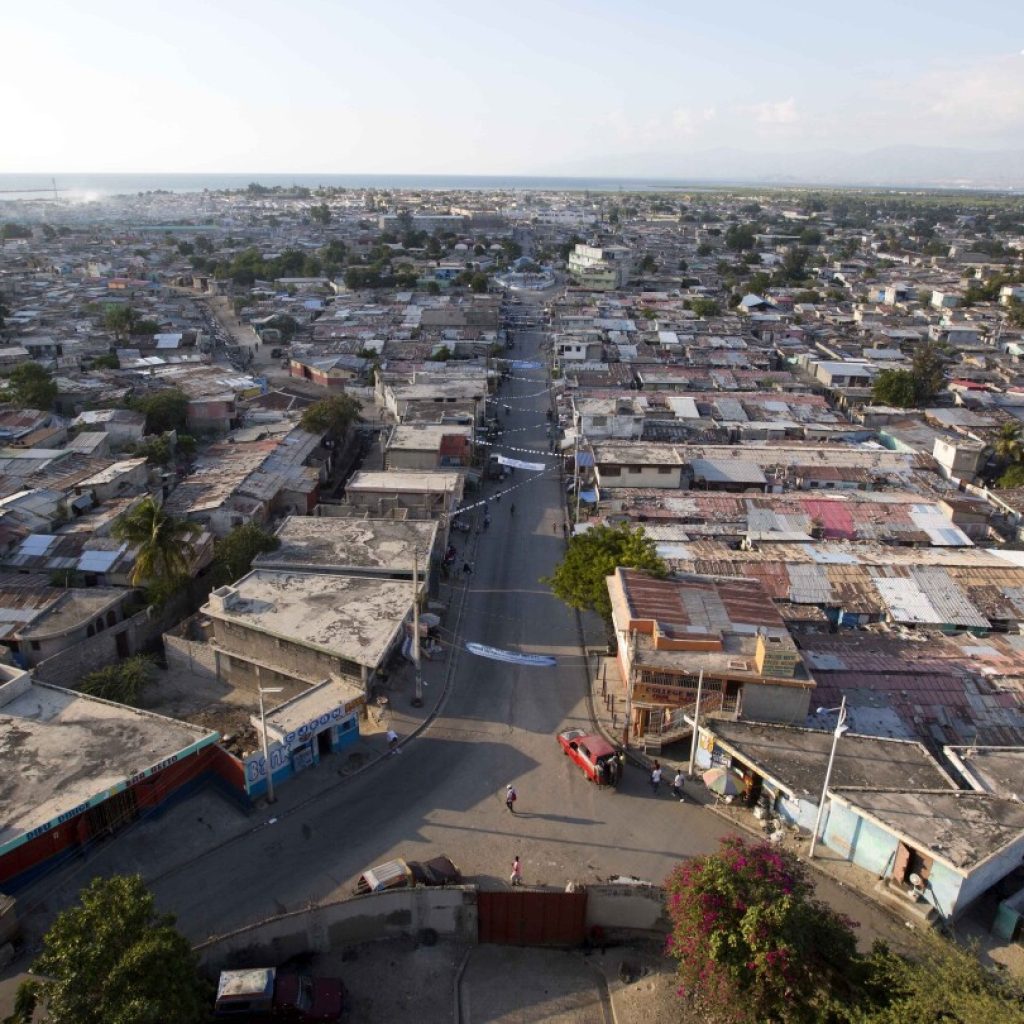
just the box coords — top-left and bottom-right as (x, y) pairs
(2, 181), (1024, 1021)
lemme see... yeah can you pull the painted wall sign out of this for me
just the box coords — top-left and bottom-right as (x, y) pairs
(1, 734), (218, 858)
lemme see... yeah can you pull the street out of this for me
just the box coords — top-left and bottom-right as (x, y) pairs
(14, 303), (914, 953)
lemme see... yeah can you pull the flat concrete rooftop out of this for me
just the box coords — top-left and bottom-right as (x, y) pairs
(708, 719), (956, 800)
(0, 674), (216, 849)
(205, 570), (414, 668)
(255, 516), (438, 574)
(833, 789), (1024, 871)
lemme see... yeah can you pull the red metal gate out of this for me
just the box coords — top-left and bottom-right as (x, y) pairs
(477, 890), (587, 946)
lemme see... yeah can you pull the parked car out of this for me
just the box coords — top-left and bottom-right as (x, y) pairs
(557, 728), (618, 784)
(353, 855), (462, 895)
(214, 966), (344, 1021)
(270, 347), (283, 358)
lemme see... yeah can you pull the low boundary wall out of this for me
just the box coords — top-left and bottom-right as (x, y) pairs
(195, 884), (668, 972)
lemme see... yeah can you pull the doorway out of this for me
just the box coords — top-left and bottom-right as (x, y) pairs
(317, 729), (332, 759)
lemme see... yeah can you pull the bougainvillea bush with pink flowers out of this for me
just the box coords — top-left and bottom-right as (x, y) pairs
(664, 835), (859, 1024)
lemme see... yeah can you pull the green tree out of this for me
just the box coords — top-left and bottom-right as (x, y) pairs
(997, 463), (1024, 489)
(690, 298), (721, 317)
(102, 304), (139, 341)
(855, 934), (1024, 1024)
(132, 435), (173, 466)
(994, 421), (1024, 466)
(91, 352), (121, 369)
(309, 202), (332, 225)
(299, 393), (363, 438)
(911, 341), (944, 401)
(777, 245), (810, 283)
(28, 874), (208, 1024)
(210, 522), (280, 587)
(469, 272), (489, 293)
(129, 388), (189, 434)
(545, 524), (666, 620)
(111, 497), (202, 587)
(79, 656), (154, 706)
(6, 362), (57, 409)
(1007, 298), (1024, 329)
(638, 253), (658, 273)
(665, 836), (859, 1024)
(871, 369), (920, 408)
(725, 223), (758, 251)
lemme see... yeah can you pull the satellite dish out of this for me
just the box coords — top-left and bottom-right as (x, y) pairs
(909, 873), (923, 889)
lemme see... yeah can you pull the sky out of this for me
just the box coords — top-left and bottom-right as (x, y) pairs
(3, 0), (1023, 175)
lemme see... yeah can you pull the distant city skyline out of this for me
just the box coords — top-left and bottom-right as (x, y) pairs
(4, 0), (1023, 183)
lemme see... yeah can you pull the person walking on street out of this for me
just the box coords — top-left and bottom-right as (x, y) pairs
(552, 521), (558, 533)
(510, 503), (516, 517)
(462, 560), (473, 577)
(671, 769), (686, 801)
(510, 856), (523, 887)
(386, 729), (400, 755)
(650, 764), (662, 794)
(505, 784), (517, 813)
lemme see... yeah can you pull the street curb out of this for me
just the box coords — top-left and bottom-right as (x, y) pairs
(452, 946), (472, 1024)
(145, 552), (474, 890)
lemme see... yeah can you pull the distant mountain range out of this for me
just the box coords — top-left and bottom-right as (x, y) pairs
(548, 146), (1024, 190)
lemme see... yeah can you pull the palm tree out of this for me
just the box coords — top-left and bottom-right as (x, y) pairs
(112, 497), (202, 586)
(994, 422), (1024, 467)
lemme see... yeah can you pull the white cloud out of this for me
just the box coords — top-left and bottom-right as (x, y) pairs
(747, 97), (799, 125)
(671, 106), (717, 134)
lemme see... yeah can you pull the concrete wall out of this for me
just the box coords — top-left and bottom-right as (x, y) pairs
(163, 631), (220, 681)
(585, 884), (669, 933)
(955, 830), (1024, 915)
(739, 682), (810, 724)
(213, 619), (362, 688)
(33, 607), (150, 687)
(195, 887), (478, 972)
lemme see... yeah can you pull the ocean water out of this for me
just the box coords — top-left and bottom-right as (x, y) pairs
(0, 172), (704, 198)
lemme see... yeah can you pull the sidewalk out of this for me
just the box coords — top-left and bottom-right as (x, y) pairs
(12, 567), (474, 951)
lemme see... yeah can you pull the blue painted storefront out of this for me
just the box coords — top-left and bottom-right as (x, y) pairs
(822, 799), (964, 919)
(246, 711), (360, 799)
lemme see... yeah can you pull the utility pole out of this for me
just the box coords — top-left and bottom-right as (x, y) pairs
(410, 549), (423, 707)
(809, 696), (848, 859)
(687, 668), (704, 777)
(258, 685), (283, 803)
(622, 629), (636, 749)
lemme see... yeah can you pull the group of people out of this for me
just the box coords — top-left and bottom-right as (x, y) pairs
(649, 760), (687, 801)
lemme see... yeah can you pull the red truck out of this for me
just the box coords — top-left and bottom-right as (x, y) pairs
(214, 967), (344, 1022)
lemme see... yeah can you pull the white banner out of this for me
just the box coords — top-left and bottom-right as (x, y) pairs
(496, 455), (546, 471)
(466, 642), (557, 667)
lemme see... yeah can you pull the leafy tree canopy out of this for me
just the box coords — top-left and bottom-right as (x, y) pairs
(27, 874), (208, 1024)
(666, 836), (858, 1024)
(871, 369), (920, 408)
(6, 362), (57, 410)
(129, 388), (189, 434)
(210, 522), (280, 587)
(545, 523), (666, 620)
(299, 393), (362, 437)
(111, 496), (202, 587)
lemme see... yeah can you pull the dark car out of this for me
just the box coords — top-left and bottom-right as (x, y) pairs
(214, 967), (344, 1022)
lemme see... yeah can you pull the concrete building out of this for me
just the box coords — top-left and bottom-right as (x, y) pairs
(592, 442), (685, 490)
(825, 789), (1024, 922)
(254, 516), (439, 580)
(607, 568), (814, 747)
(343, 470), (464, 520)
(0, 665), (232, 888)
(385, 424), (474, 471)
(568, 244), (633, 290)
(202, 570), (417, 699)
(692, 719), (956, 835)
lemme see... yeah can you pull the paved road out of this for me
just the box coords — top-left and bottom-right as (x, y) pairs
(124, 318), (731, 939)
(15, 300), (915, 953)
